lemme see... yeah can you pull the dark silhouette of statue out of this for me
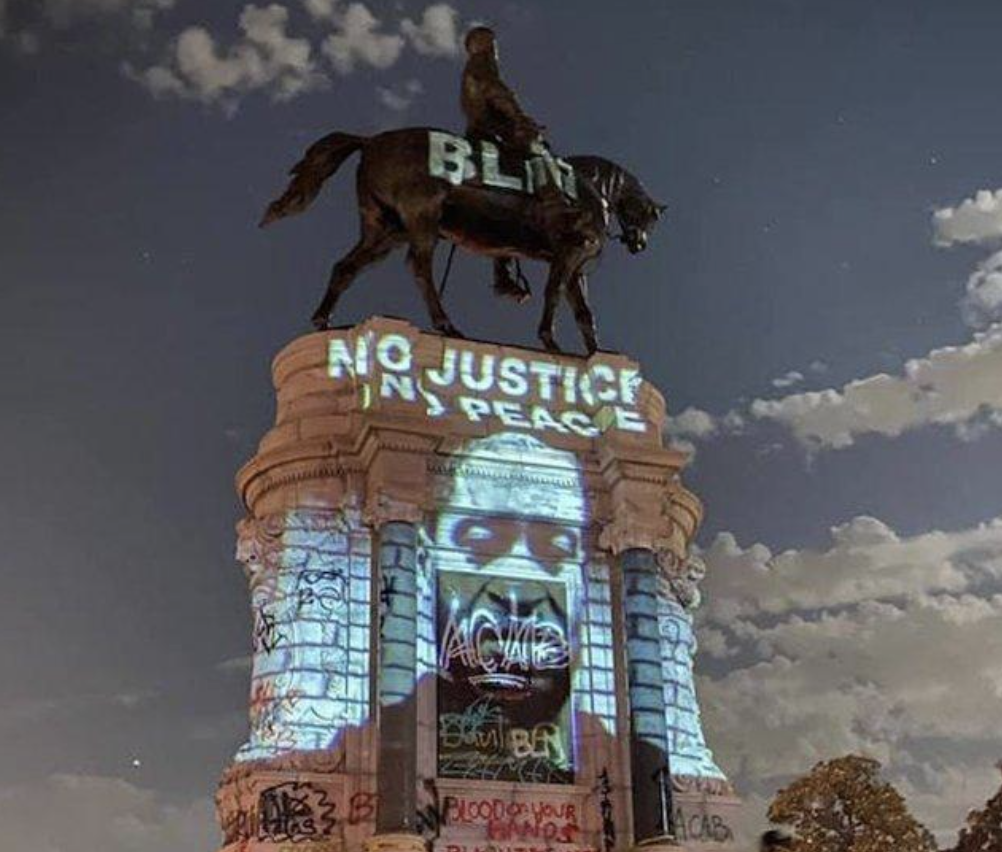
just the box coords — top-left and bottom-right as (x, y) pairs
(461, 26), (544, 153)
(461, 26), (575, 302)
(260, 27), (667, 355)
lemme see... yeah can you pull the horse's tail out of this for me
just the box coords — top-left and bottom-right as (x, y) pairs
(259, 132), (366, 227)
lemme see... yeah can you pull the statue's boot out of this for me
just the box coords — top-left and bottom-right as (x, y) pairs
(493, 257), (531, 302)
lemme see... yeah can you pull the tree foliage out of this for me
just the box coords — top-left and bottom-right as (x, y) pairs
(766, 755), (937, 852)
(950, 765), (1002, 852)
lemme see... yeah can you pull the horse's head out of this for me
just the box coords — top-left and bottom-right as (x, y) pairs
(616, 189), (666, 254)
(564, 155), (666, 254)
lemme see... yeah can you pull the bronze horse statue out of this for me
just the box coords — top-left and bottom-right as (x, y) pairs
(260, 127), (665, 354)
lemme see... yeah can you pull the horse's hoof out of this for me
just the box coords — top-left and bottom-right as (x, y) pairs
(540, 335), (561, 353)
(311, 313), (330, 331)
(437, 322), (464, 339)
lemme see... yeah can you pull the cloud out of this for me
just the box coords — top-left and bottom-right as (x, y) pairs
(663, 406), (718, 459)
(400, 2), (460, 57)
(126, 4), (325, 109)
(0, 774), (217, 852)
(116, 1), (463, 110)
(697, 514), (1002, 841)
(666, 406), (719, 440)
(662, 406), (745, 459)
(321, 2), (403, 73)
(771, 370), (804, 389)
(934, 189), (1002, 248)
(699, 515), (1002, 621)
(960, 248), (1002, 329)
(376, 77), (423, 111)
(302, 0), (336, 20)
(750, 323), (1002, 449)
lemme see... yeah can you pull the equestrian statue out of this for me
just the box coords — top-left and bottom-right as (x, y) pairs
(260, 26), (665, 355)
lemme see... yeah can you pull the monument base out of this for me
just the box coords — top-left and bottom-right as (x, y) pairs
(215, 320), (740, 852)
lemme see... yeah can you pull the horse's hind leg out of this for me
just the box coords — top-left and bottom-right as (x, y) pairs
(311, 199), (399, 329)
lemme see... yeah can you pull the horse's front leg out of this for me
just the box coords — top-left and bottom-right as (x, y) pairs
(407, 239), (463, 338)
(537, 262), (569, 353)
(402, 202), (463, 338)
(565, 272), (599, 355)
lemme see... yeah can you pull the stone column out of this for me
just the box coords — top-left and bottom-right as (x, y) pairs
(373, 519), (419, 836)
(363, 430), (435, 852)
(599, 443), (704, 851)
(620, 547), (675, 843)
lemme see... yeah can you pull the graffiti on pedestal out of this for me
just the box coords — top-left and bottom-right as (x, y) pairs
(436, 570), (573, 783)
(253, 606), (288, 653)
(672, 805), (734, 844)
(257, 781), (337, 843)
(443, 794), (581, 845)
(416, 777), (446, 839)
(295, 567), (347, 616)
(595, 768), (616, 852)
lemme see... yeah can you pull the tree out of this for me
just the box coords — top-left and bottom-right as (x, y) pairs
(766, 754), (938, 852)
(951, 763), (1002, 852)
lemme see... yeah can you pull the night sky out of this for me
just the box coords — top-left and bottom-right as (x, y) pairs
(3, 1), (1002, 848)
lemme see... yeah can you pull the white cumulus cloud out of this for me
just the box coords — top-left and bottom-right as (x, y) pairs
(699, 515), (1002, 621)
(960, 248), (1002, 329)
(697, 514), (1002, 842)
(400, 2), (460, 57)
(663, 406), (745, 459)
(750, 323), (1002, 449)
(771, 369), (804, 389)
(321, 2), (403, 73)
(124, 2), (463, 110)
(934, 188), (1002, 248)
(126, 3), (324, 109)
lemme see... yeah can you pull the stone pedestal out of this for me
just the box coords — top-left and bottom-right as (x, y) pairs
(215, 317), (739, 852)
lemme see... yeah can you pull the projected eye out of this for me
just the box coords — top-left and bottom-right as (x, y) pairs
(529, 525), (578, 561)
(452, 517), (516, 555)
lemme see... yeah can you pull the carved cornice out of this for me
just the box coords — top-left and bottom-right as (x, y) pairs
(234, 514), (285, 579)
(363, 491), (426, 527)
(237, 445), (351, 513)
(657, 555), (706, 610)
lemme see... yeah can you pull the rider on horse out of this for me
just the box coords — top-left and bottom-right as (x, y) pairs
(461, 27), (583, 302)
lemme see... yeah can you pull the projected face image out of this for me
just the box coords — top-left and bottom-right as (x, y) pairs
(433, 433), (587, 784)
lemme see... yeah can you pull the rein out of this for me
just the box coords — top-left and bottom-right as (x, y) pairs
(438, 242), (458, 296)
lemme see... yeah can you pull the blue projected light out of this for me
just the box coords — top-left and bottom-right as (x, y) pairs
(424, 432), (620, 784)
(235, 510), (372, 763)
(659, 594), (726, 780)
(232, 435), (724, 791)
